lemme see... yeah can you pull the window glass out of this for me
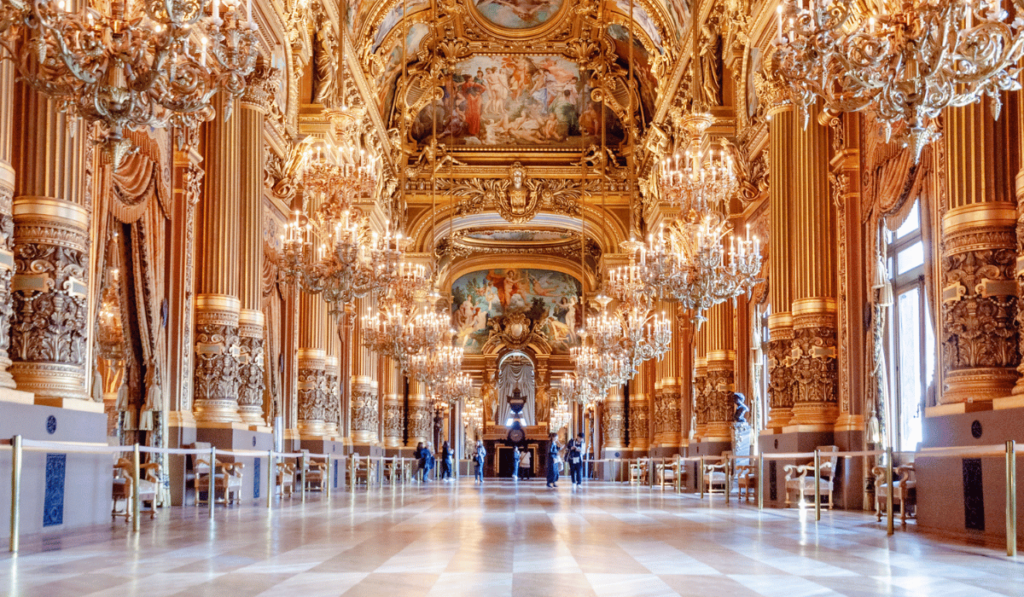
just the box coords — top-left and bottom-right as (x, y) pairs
(897, 288), (923, 450)
(897, 242), (924, 275)
(895, 202), (920, 239)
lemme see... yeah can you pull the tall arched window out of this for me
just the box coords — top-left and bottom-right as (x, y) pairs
(884, 200), (935, 451)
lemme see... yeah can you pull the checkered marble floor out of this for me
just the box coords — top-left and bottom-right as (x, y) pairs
(1, 479), (1021, 597)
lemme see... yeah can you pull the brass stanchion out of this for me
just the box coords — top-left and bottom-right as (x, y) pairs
(886, 447), (894, 536)
(209, 446), (216, 519)
(1006, 440), (1017, 557)
(813, 448), (821, 522)
(726, 456), (732, 503)
(267, 450), (274, 510)
(699, 456), (705, 499)
(326, 454), (332, 500)
(132, 444), (141, 533)
(675, 457), (682, 494)
(10, 435), (22, 553)
(301, 453), (307, 503)
(757, 453), (764, 511)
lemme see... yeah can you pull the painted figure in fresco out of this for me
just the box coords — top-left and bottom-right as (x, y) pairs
(484, 67), (510, 116)
(579, 102), (601, 136)
(486, 269), (525, 310)
(460, 76), (487, 138)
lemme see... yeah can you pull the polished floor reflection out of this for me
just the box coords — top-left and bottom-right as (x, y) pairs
(0, 479), (1020, 597)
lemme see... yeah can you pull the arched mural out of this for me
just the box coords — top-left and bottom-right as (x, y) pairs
(451, 268), (582, 354)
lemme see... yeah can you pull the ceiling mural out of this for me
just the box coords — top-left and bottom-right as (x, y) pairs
(606, 24), (657, 121)
(463, 229), (574, 242)
(375, 22), (431, 119)
(612, 0), (664, 54)
(471, 0), (566, 29)
(371, 0), (431, 53)
(410, 55), (625, 148)
(451, 268), (582, 354)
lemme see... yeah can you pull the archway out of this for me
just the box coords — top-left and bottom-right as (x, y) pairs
(497, 351), (535, 426)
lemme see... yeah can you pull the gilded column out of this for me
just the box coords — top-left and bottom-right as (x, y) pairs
(407, 379), (431, 447)
(942, 101), (1018, 404)
(9, 83), (90, 401)
(236, 62), (278, 425)
(193, 93), (243, 423)
(693, 326), (708, 439)
(790, 107), (839, 428)
(324, 356), (340, 437)
(765, 82), (796, 431)
(628, 362), (650, 451)
(382, 357), (403, 448)
(655, 303), (683, 448)
(602, 384), (626, 449)
(351, 296), (379, 444)
(704, 301), (735, 441)
(296, 287), (327, 436)
(0, 60), (17, 389)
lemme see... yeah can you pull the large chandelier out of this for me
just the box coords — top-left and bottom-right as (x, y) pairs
(0, 0), (260, 167)
(644, 113), (761, 328)
(774, 0), (1024, 161)
(549, 388), (571, 431)
(644, 218), (761, 329)
(361, 263), (448, 372)
(279, 139), (395, 315)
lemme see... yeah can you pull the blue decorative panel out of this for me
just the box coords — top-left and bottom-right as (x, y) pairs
(769, 461), (778, 501)
(43, 453), (66, 527)
(253, 458), (261, 499)
(333, 459), (339, 488)
(45, 415), (57, 435)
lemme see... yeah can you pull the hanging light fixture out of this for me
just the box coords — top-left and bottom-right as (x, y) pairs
(773, 0), (1024, 161)
(277, 137), (395, 316)
(641, 0), (762, 328)
(0, 0), (261, 168)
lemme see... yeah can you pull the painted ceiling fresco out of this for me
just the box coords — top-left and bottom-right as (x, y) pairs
(472, 0), (565, 29)
(451, 268), (582, 354)
(410, 55), (624, 147)
(464, 229), (574, 242)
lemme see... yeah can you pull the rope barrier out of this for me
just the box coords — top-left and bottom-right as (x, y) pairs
(3, 435), (1019, 557)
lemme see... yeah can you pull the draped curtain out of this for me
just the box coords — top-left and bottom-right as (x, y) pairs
(861, 119), (936, 448)
(497, 357), (536, 426)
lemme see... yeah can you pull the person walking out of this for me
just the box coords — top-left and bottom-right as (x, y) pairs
(546, 433), (561, 488)
(512, 446), (521, 480)
(440, 440), (453, 481)
(422, 441), (435, 482)
(414, 441), (425, 483)
(521, 448), (532, 480)
(474, 440), (487, 484)
(568, 432), (585, 487)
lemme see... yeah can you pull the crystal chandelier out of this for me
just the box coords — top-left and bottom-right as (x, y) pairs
(549, 388), (571, 431)
(644, 218), (761, 329)
(644, 109), (761, 328)
(774, 0), (1024, 161)
(0, 0), (260, 168)
(278, 139), (395, 315)
(590, 262), (672, 375)
(433, 371), (473, 406)
(361, 263), (449, 372)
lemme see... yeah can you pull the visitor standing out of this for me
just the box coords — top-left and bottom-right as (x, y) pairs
(422, 441), (435, 482)
(521, 448), (532, 479)
(440, 440), (453, 481)
(512, 446), (521, 480)
(474, 440), (487, 484)
(546, 433), (561, 488)
(569, 432), (584, 486)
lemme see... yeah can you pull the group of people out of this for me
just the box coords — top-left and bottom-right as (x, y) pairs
(416, 434), (586, 488)
(542, 432), (586, 489)
(413, 441), (454, 482)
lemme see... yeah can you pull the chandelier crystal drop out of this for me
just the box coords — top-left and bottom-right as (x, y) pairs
(773, 0), (1024, 161)
(0, 0), (261, 168)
